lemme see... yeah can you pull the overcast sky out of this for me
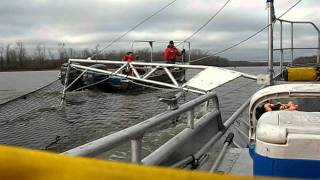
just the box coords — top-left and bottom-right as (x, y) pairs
(0, 0), (319, 61)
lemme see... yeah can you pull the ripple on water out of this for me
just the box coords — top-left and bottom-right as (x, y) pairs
(0, 68), (265, 160)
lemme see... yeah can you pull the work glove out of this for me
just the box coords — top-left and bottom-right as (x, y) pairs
(181, 49), (186, 54)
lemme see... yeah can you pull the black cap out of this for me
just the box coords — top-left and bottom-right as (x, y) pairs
(169, 41), (174, 45)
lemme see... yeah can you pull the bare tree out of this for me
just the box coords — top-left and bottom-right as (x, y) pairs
(0, 46), (4, 70)
(5, 44), (11, 67)
(68, 48), (74, 59)
(35, 44), (46, 67)
(81, 48), (92, 58)
(58, 42), (67, 64)
(4, 44), (18, 69)
(48, 49), (56, 60)
(16, 41), (26, 68)
(94, 44), (100, 59)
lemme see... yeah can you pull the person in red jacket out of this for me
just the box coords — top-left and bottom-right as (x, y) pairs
(121, 52), (135, 76)
(122, 52), (135, 62)
(163, 41), (185, 64)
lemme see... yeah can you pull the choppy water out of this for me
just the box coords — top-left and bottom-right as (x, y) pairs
(0, 70), (58, 104)
(0, 67), (275, 160)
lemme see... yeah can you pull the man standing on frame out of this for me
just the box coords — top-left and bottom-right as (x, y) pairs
(163, 41), (185, 64)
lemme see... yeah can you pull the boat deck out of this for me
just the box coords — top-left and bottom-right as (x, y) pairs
(199, 148), (252, 176)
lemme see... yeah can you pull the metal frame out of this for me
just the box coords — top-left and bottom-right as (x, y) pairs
(67, 59), (206, 94)
(58, 59), (210, 105)
(63, 91), (221, 164)
(172, 97), (251, 169)
(275, 18), (320, 72)
(267, 0), (320, 82)
(60, 61), (71, 106)
(130, 40), (191, 63)
(209, 133), (234, 172)
(59, 58), (257, 106)
(267, 0), (274, 86)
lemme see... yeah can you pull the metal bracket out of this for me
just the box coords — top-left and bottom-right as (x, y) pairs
(190, 155), (199, 169)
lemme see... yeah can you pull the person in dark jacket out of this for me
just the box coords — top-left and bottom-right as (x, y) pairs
(163, 41), (185, 64)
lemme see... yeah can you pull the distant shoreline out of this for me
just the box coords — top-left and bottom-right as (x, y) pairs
(0, 55), (317, 72)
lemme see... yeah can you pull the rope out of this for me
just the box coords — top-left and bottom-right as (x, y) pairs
(189, 0), (303, 63)
(176, 0), (232, 47)
(91, 0), (178, 58)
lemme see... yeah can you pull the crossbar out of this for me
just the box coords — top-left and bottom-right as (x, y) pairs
(70, 64), (204, 94)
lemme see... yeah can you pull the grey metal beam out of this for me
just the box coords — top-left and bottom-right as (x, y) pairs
(267, 0), (274, 86)
(142, 110), (220, 165)
(63, 91), (218, 157)
(131, 137), (143, 163)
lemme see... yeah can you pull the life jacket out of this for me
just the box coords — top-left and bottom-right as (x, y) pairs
(122, 54), (135, 62)
(163, 45), (181, 63)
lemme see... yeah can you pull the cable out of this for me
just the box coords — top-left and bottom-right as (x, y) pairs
(91, 0), (178, 58)
(278, 0), (303, 19)
(190, 0), (303, 63)
(177, 0), (232, 47)
(190, 25), (269, 63)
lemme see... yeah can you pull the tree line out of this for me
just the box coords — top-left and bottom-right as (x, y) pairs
(1, 41), (315, 71)
(0, 42), (235, 71)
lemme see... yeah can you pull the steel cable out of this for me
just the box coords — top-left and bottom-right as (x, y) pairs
(176, 0), (232, 47)
(190, 0), (303, 63)
(91, 0), (178, 58)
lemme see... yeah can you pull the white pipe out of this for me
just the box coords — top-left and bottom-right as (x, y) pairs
(267, 0), (274, 86)
(70, 59), (208, 69)
(164, 67), (179, 87)
(131, 137), (143, 163)
(143, 65), (159, 79)
(71, 64), (206, 95)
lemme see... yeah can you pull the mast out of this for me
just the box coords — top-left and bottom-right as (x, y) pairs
(267, 0), (274, 85)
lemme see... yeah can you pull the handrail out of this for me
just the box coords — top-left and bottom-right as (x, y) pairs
(130, 40), (191, 62)
(63, 91), (220, 163)
(209, 133), (234, 172)
(69, 59), (209, 69)
(276, 18), (320, 71)
(274, 47), (320, 51)
(171, 97), (251, 169)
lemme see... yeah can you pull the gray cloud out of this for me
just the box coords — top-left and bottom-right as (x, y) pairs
(0, 0), (319, 60)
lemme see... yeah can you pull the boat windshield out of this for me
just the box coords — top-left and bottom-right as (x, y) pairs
(255, 97), (320, 120)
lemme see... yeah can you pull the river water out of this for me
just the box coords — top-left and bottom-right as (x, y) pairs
(0, 67), (275, 161)
(0, 70), (58, 104)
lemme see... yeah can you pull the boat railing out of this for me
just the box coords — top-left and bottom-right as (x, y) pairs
(129, 40), (191, 63)
(275, 18), (320, 75)
(63, 91), (222, 164)
(60, 59), (208, 105)
(171, 97), (251, 169)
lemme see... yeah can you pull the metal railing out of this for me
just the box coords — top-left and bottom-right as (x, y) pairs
(171, 97), (251, 169)
(130, 40), (191, 62)
(276, 19), (320, 75)
(63, 91), (221, 163)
